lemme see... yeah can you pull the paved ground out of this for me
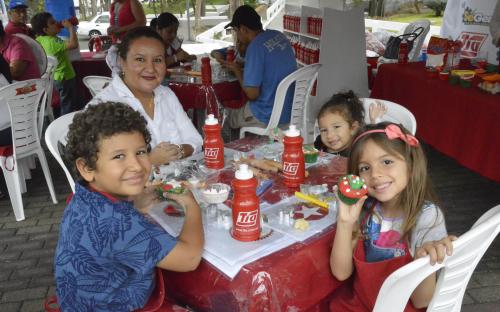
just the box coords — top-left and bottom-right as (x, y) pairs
(0, 142), (499, 311)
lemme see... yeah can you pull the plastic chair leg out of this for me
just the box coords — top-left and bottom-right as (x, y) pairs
(37, 151), (58, 204)
(17, 159), (28, 193)
(2, 165), (25, 221)
(28, 155), (36, 169)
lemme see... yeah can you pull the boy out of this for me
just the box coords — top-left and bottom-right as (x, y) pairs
(31, 12), (80, 115)
(55, 102), (204, 311)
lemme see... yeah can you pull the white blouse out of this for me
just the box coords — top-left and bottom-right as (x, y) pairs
(87, 75), (203, 154)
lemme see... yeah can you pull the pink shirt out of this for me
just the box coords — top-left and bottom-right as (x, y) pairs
(0, 34), (41, 81)
(4, 21), (35, 38)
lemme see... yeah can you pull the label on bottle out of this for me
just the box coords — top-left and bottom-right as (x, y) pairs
(283, 162), (300, 176)
(235, 210), (259, 227)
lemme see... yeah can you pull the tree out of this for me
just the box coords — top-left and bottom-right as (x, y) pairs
(425, 0), (447, 17)
(413, 0), (421, 14)
(368, 0), (385, 17)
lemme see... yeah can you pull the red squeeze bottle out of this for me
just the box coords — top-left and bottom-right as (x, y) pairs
(231, 164), (260, 242)
(282, 125), (305, 188)
(201, 57), (212, 85)
(226, 48), (235, 62)
(398, 39), (409, 64)
(56, 16), (79, 28)
(203, 114), (224, 169)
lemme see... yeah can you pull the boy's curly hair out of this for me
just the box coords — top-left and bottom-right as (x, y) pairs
(31, 12), (52, 37)
(65, 102), (151, 183)
(317, 90), (365, 126)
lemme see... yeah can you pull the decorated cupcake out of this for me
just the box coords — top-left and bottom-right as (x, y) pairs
(157, 180), (185, 199)
(303, 145), (319, 163)
(337, 175), (368, 205)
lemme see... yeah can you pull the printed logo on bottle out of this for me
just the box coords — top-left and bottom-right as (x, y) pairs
(283, 162), (299, 176)
(458, 31), (487, 58)
(235, 210), (258, 227)
(204, 148), (219, 159)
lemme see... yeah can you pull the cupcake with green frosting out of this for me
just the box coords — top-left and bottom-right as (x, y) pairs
(303, 145), (319, 163)
(337, 175), (368, 205)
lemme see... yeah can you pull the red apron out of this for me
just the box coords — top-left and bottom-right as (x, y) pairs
(329, 239), (424, 312)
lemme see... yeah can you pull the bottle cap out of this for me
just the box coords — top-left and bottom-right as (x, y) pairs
(285, 125), (300, 137)
(205, 114), (218, 125)
(235, 164), (253, 180)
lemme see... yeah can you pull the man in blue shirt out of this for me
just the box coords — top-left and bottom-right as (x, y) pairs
(224, 5), (297, 130)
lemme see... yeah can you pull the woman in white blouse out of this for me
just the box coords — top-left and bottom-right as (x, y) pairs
(88, 27), (202, 165)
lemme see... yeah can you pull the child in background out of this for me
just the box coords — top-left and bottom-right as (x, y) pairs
(55, 102), (204, 311)
(330, 122), (456, 311)
(31, 12), (80, 115)
(314, 90), (387, 157)
(156, 12), (196, 68)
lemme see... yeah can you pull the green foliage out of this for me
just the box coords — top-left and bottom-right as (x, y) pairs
(425, 0), (447, 17)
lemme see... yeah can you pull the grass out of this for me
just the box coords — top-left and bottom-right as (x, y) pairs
(383, 12), (443, 26)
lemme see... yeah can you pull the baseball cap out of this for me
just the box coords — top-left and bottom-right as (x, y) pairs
(9, 0), (28, 10)
(224, 5), (262, 31)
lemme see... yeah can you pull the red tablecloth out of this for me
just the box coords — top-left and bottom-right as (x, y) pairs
(163, 138), (347, 311)
(370, 62), (500, 182)
(72, 52), (244, 111)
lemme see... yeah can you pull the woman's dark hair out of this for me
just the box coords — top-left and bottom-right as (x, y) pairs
(31, 12), (53, 37)
(317, 90), (365, 126)
(117, 26), (165, 60)
(149, 17), (158, 30)
(0, 21), (5, 38)
(156, 12), (179, 30)
(65, 102), (151, 184)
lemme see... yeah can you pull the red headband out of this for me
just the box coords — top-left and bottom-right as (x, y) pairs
(352, 124), (419, 147)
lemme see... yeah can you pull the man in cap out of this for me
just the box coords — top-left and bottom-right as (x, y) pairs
(5, 0), (35, 38)
(223, 5), (296, 132)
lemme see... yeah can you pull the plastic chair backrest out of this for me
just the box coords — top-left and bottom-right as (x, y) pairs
(361, 98), (417, 135)
(13, 33), (47, 75)
(0, 79), (48, 157)
(373, 204), (500, 312)
(45, 112), (77, 193)
(402, 19), (430, 62)
(83, 75), (112, 97)
(239, 64), (321, 140)
(39, 56), (58, 135)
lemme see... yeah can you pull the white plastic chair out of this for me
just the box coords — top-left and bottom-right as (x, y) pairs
(41, 56), (58, 125)
(403, 19), (431, 62)
(13, 33), (48, 75)
(83, 75), (112, 97)
(45, 111), (77, 193)
(361, 98), (417, 135)
(373, 204), (500, 312)
(0, 79), (58, 221)
(376, 19), (431, 68)
(239, 64), (322, 141)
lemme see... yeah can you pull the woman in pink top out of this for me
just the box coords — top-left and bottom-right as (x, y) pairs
(0, 23), (40, 81)
(108, 0), (146, 42)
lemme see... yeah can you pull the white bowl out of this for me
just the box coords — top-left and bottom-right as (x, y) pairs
(202, 183), (230, 204)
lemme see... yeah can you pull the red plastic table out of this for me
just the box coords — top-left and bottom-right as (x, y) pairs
(370, 62), (500, 182)
(162, 137), (347, 312)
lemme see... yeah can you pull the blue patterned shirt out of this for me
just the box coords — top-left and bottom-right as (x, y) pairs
(55, 183), (176, 311)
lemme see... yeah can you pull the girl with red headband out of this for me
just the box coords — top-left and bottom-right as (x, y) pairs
(329, 122), (457, 311)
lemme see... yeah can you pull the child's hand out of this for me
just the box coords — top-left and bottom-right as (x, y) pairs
(130, 186), (159, 214)
(369, 100), (387, 124)
(415, 235), (458, 265)
(62, 19), (73, 29)
(224, 60), (243, 74)
(333, 185), (367, 227)
(162, 188), (198, 211)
